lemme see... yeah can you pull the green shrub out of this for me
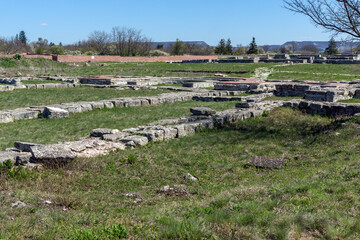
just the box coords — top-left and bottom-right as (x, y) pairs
(13, 54), (22, 60)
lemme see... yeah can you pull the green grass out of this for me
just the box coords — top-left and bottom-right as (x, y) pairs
(270, 64), (360, 81)
(0, 101), (237, 150)
(3, 57), (360, 81)
(0, 108), (359, 239)
(338, 98), (360, 103)
(0, 87), (171, 110)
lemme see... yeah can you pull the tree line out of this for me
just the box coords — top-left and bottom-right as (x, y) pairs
(0, 29), (346, 56)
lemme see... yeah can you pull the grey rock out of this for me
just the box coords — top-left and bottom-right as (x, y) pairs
(184, 173), (199, 181)
(120, 135), (149, 146)
(30, 144), (76, 164)
(190, 107), (217, 116)
(15, 152), (33, 165)
(235, 102), (256, 108)
(0, 111), (14, 123)
(8, 109), (39, 120)
(139, 129), (164, 142)
(102, 132), (130, 141)
(0, 151), (25, 164)
(90, 128), (120, 138)
(42, 107), (69, 119)
(11, 201), (27, 208)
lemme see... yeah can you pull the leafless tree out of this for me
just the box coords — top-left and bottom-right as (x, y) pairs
(263, 45), (270, 53)
(111, 27), (151, 56)
(284, 0), (360, 39)
(88, 30), (111, 55)
(0, 37), (22, 54)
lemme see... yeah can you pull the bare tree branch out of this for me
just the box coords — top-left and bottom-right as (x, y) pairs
(284, 0), (360, 39)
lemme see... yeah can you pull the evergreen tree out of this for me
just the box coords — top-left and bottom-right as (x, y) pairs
(215, 39), (226, 55)
(325, 37), (338, 55)
(171, 39), (184, 55)
(225, 38), (233, 55)
(247, 37), (258, 54)
(18, 31), (27, 45)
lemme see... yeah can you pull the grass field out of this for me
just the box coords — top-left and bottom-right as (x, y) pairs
(0, 108), (359, 239)
(2, 57), (360, 81)
(0, 87), (171, 110)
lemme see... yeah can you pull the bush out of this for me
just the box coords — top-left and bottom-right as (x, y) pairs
(13, 54), (22, 60)
(48, 45), (64, 55)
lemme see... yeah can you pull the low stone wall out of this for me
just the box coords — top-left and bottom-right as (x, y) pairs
(1, 100), (282, 166)
(284, 100), (360, 117)
(0, 90), (244, 124)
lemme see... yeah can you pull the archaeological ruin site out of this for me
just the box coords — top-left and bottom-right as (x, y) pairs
(2, 0), (360, 238)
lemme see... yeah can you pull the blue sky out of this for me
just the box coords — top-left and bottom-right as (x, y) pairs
(0, 0), (333, 46)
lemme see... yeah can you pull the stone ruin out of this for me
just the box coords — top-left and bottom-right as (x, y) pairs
(1, 75), (360, 169)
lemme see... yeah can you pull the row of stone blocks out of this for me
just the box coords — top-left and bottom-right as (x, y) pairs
(0, 83), (79, 92)
(283, 100), (360, 117)
(0, 106), (271, 166)
(275, 84), (354, 102)
(0, 90), (243, 124)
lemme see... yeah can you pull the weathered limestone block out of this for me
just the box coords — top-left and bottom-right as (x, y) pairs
(30, 144), (76, 164)
(146, 97), (162, 105)
(110, 99), (125, 108)
(126, 99), (142, 107)
(78, 102), (93, 112)
(251, 110), (265, 118)
(60, 103), (82, 113)
(236, 102), (256, 108)
(190, 107), (216, 116)
(0, 111), (14, 123)
(171, 124), (188, 137)
(42, 107), (69, 119)
(0, 151), (25, 164)
(14, 141), (42, 152)
(102, 132), (130, 141)
(15, 152), (33, 165)
(151, 126), (178, 140)
(90, 128), (120, 138)
(140, 99), (150, 106)
(8, 109), (39, 120)
(120, 135), (149, 146)
(100, 101), (114, 108)
(63, 139), (126, 158)
(197, 119), (215, 129)
(139, 129), (165, 142)
(91, 102), (105, 109)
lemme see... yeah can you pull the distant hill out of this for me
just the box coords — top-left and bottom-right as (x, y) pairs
(151, 41), (209, 49)
(263, 41), (360, 53)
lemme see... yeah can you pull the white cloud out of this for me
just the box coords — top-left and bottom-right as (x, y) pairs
(40, 23), (49, 26)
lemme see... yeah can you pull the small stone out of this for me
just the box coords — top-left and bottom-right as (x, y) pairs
(11, 201), (27, 208)
(43, 200), (52, 205)
(184, 173), (199, 181)
(134, 198), (143, 203)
